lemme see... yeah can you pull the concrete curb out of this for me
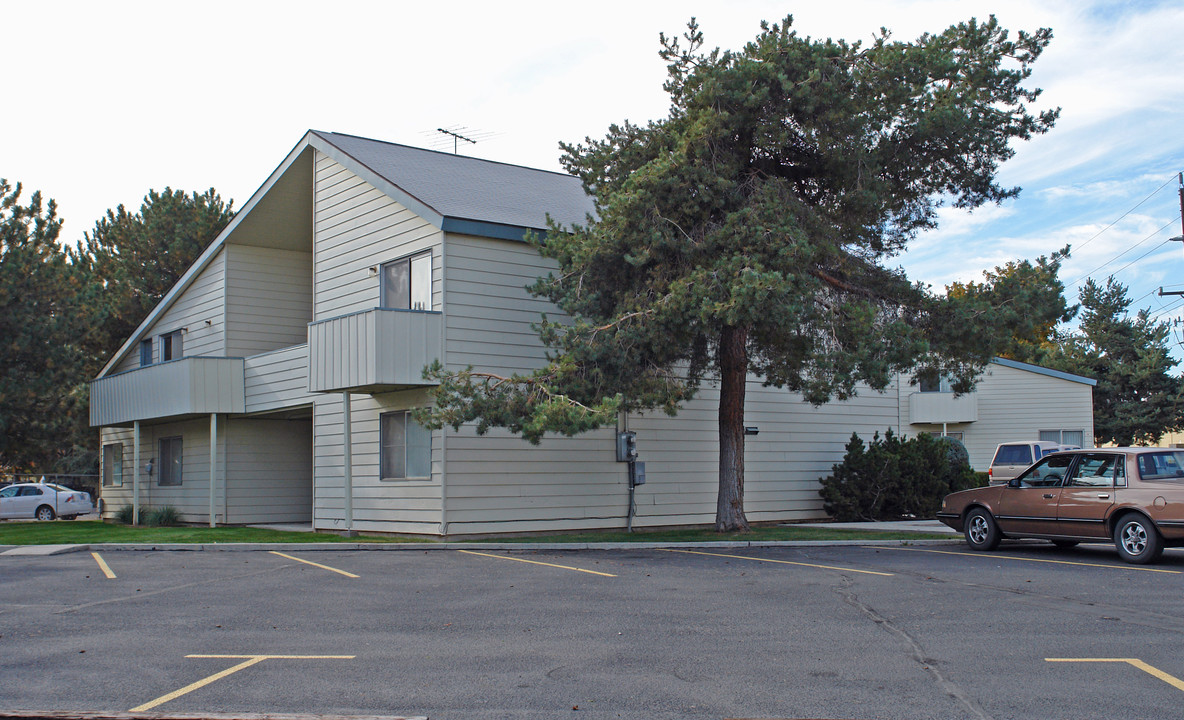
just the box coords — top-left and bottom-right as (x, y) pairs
(2, 538), (964, 554)
(0, 712), (426, 720)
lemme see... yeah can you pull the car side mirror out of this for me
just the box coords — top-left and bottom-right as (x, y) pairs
(1007, 478), (1022, 488)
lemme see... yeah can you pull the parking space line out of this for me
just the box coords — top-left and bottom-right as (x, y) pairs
(457, 550), (616, 577)
(1046, 658), (1184, 692)
(662, 549), (894, 576)
(129, 654), (354, 712)
(268, 551), (359, 578)
(867, 545), (1182, 573)
(91, 552), (116, 579)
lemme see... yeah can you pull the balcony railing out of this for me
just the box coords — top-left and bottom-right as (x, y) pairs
(908, 391), (978, 425)
(307, 308), (442, 393)
(90, 357), (246, 427)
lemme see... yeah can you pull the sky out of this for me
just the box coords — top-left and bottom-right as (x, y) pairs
(6, 0), (1184, 355)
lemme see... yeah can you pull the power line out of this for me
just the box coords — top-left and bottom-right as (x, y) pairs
(1066, 217), (1181, 289)
(1070, 172), (1179, 253)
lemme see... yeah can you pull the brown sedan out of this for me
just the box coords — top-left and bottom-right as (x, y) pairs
(937, 448), (1184, 564)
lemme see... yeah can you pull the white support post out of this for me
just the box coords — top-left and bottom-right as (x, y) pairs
(342, 392), (354, 535)
(209, 413), (218, 528)
(133, 420), (141, 526)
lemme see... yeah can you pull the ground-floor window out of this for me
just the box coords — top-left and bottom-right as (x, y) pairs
(380, 411), (431, 480)
(102, 444), (123, 486)
(159, 436), (183, 486)
(1040, 429), (1085, 446)
(920, 431), (964, 441)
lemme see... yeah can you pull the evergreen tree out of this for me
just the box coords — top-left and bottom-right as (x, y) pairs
(1049, 277), (1183, 446)
(421, 15), (1059, 530)
(0, 180), (81, 472)
(947, 247), (1076, 365)
(77, 188), (235, 373)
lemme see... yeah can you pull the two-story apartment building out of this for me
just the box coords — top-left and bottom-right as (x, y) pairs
(90, 130), (1095, 536)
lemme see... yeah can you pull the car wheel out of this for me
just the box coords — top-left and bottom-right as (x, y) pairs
(1052, 540), (1079, 549)
(964, 507), (1001, 551)
(35, 505), (56, 521)
(1114, 514), (1163, 564)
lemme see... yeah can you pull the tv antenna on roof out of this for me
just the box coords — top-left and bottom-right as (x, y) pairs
(426, 126), (498, 154)
(437, 127), (477, 154)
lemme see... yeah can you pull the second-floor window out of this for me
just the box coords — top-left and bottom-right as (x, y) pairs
(918, 374), (952, 393)
(140, 339), (153, 366)
(160, 330), (183, 361)
(381, 252), (432, 311)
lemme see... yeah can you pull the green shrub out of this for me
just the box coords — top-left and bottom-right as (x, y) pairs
(148, 505), (181, 527)
(114, 504), (135, 525)
(818, 430), (981, 521)
(112, 504), (182, 526)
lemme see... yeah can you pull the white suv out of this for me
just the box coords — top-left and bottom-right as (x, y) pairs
(987, 441), (1081, 485)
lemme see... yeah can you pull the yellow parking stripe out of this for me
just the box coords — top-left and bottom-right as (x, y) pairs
(129, 654), (354, 712)
(663, 548), (894, 576)
(91, 552), (116, 579)
(458, 550), (616, 577)
(868, 545), (1182, 573)
(268, 551), (359, 578)
(1046, 658), (1184, 692)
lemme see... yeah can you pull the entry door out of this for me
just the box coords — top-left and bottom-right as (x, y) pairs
(995, 454), (1076, 536)
(1056, 453), (1120, 539)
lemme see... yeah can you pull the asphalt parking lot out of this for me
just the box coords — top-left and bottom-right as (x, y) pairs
(2, 541), (1184, 720)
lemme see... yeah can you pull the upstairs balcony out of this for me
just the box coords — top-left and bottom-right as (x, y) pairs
(908, 391), (978, 425)
(90, 357), (246, 427)
(307, 308), (442, 393)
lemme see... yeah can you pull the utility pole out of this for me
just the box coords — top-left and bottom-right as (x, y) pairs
(1157, 172), (1184, 298)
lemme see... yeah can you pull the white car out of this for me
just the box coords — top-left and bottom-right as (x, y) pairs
(0, 482), (94, 521)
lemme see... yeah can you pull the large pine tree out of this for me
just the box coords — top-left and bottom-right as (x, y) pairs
(421, 15), (1060, 530)
(0, 180), (81, 472)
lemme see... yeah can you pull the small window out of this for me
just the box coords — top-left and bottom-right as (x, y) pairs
(1015, 453), (1075, 488)
(380, 411), (432, 480)
(158, 436), (183, 486)
(1069, 453), (1120, 488)
(1040, 430), (1084, 447)
(993, 445), (1033, 466)
(103, 444), (124, 487)
(918, 374), (952, 393)
(140, 339), (153, 367)
(381, 252), (432, 311)
(921, 431), (963, 441)
(160, 330), (183, 361)
(1137, 451), (1184, 481)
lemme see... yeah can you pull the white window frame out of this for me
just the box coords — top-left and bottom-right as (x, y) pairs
(158, 436), (183, 486)
(160, 329), (183, 362)
(102, 444), (123, 487)
(380, 411), (432, 480)
(381, 251), (432, 311)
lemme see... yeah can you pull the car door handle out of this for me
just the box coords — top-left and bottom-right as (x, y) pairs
(1043, 494), (1056, 499)
(1097, 494), (1110, 499)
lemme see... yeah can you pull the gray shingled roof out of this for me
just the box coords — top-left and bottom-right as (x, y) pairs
(314, 131), (596, 234)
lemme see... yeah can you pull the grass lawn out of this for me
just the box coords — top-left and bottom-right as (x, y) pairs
(0, 520), (946, 545)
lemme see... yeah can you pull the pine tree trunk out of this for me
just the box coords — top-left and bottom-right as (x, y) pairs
(716, 325), (750, 532)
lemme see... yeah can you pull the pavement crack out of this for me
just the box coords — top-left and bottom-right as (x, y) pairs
(53, 565), (290, 614)
(836, 576), (994, 720)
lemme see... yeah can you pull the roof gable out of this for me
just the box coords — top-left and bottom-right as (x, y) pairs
(97, 130), (594, 378)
